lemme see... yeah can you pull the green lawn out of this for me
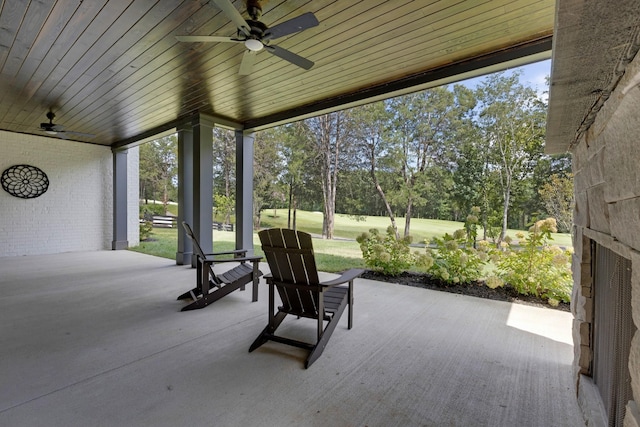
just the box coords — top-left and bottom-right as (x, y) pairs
(260, 209), (573, 247)
(130, 227), (366, 272)
(131, 209), (572, 273)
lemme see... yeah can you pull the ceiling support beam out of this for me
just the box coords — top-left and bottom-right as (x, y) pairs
(175, 112), (255, 267)
(176, 123), (194, 266)
(192, 114), (215, 256)
(111, 112), (242, 150)
(244, 36), (552, 132)
(235, 130), (255, 255)
(112, 149), (129, 250)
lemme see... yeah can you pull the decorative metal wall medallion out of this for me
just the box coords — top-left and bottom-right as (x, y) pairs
(1, 164), (49, 199)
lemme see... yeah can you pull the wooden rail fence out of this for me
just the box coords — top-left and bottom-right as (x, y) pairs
(140, 215), (233, 231)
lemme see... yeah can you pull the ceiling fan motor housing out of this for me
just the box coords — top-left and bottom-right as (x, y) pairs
(244, 19), (267, 50)
(176, 0), (318, 73)
(246, 19), (267, 37)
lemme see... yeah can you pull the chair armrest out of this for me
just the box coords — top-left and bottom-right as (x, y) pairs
(319, 269), (365, 288)
(203, 249), (248, 257)
(202, 256), (262, 264)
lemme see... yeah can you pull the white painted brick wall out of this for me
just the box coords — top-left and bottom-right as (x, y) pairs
(0, 131), (139, 256)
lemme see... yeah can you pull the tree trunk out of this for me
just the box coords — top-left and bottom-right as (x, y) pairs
(287, 180), (293, 229)
(292, 198), (297, 231)
(324, 208), (334, 239)
(321, 116), (339, 239)
(163, 183), (168, 214)
(365, 134), (399, 238)
(404, 197), (413, 237)
(371, 168), (399, 239)
(224, 143), (232, 224)
(499, 182), (511, 244)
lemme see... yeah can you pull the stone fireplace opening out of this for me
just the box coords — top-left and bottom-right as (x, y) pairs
(591, 242), (635, 426)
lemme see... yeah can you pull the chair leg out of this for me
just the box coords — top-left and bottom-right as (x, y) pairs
(348, 280), (354, 330)
(177, 287), (201, 300)
(180, 279), (246, 311)
(305, 293), (350, 368)
(251, 262), (260, 302)
(249, 311), (287, 352)
(180, 296), (207, 311)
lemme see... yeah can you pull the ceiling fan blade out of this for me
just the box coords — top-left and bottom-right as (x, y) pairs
(239, 50), (257, 75)
(176, 35), (241, 43)
(263, 12), (319, 41)
(212, 0), (250, 36)
(264, 45), (314, 70)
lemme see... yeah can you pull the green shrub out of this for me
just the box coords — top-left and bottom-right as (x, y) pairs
(356, 226), (414, 276)
(424, 209), (489, 284)
(464, 206), (481, 244)
(140, 220), (153, 241)
(140, 203), (165, 216)
(495, 217), (573, 305)
(214, 194), (234, 223)
(425, 229), (488, 284)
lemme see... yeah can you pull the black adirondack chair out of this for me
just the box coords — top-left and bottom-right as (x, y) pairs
(178, 222), (262, 311)
(249, 228), (363, 368)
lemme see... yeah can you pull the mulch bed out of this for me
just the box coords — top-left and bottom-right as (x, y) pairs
(361, 270), (570, 312)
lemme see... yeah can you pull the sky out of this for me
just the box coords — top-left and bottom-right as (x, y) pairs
(516, 59), (551, 90)
(457, 59), (551, 100)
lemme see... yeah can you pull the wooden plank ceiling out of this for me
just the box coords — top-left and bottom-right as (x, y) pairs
(0, 0), (554, 147)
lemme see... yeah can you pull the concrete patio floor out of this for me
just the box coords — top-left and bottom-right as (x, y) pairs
(0, 250), (585, 426)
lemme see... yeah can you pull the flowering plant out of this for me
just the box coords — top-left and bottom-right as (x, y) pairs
(357, 227), (414, 276)
(495, 218), (572, 305)
(423, 211), (489, 284)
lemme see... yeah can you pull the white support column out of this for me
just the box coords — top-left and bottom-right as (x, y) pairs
(236, 130), (255, 254)
(112, 148), (129, 250)
(176, 123), (194, 265)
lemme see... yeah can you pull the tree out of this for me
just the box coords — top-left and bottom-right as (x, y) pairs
(476, 72), (546, 243)
(389, 85), (475, 236)
(212, 128), (236, 223)
(450, 135), (485, 221)
(139, 135), (177, 213)
(448, 88), (484, 222)
(139, 142), (157, 204)
(301, 111), (353, 239)
(539, 173), (574, 233)
(351, 101), (400, 237)
(252, 129), (283, 229)
(277, 123), (311, 230)
(213, 193), (234, 224)
(527, 153), (572, 227)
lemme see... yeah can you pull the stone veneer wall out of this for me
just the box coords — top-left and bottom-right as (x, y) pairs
(571, 51), (640, 426)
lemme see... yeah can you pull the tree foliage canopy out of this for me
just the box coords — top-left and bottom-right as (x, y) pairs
(139, 68), (572, 239)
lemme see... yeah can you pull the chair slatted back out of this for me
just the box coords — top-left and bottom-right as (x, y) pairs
(182, 222), (221, 285)
(258, 228), (320, 315)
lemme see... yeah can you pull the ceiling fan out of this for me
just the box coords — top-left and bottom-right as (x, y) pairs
(40, 111), (95, 139)
(176, 0), (318, 75)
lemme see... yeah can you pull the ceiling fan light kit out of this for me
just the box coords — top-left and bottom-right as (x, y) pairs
(176, 0), (318, 75)
(244, 39), (263, 51)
